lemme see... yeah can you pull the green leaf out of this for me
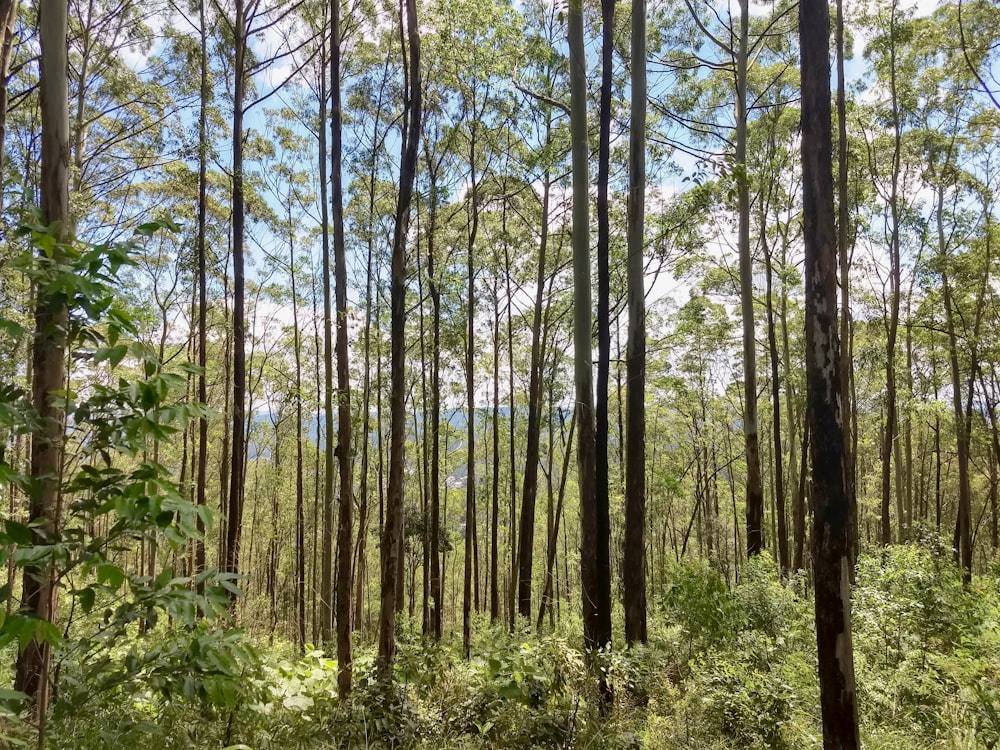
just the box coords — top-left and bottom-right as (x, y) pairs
(154, 567), (173, 589)
(78, 586), (96, 614)
(93, 344), (128, 368)
(0, 317), (25, 338)
(97, 562), (125, 590)
(4, 520), (33, 546)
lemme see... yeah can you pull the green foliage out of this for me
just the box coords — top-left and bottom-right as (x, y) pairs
(0, 222), (254, 745)
(5, 550), (1000, 749)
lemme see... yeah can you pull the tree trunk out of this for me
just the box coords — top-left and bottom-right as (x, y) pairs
(225, 0), (248, 601)
(290, 216), (306, 652)
(624, 0), (647, 647)
(463, 128), (479, 658)
(516, 160), (552, 621)
(592, 0), (614, 673)
(317, 25), (336, 646)
(357, 61), (390, 635)
(538, 411), (577, 629)
(15, 0), (68, 711)
(880, 0), (902, 547)
(378, 0), (421, 676)
(194, 0), (209, 596)
(938, 187), (973, 584)
(736, 0), (764, 557)
(835, 0), (856, 568)
(330, 0), (354, 694)
(427, 159), (443, 641)
(800, 0), (860, 742)
(568, 0), (602, 691)
(0, 0), (17, 183)
(490, 276), (501, 622)
(764, 240), (789, 574)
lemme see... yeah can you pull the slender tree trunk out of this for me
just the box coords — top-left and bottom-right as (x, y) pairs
(490, 278), (501, 621)
(835, 0), (856, 567)
(904, 324), (914, 534)
(984, 371), (1000, 552)
(15, 0), (68, 711)
(516, 156), (552, 621)
(538, 411), (577, 629)
(194, 0), (209, 595)
(0, 0), (17, 184)
(330, 0), (354, 693)
(225, 0), (248, 600)
(568, 0), (601, 688)
(290, 219), (307, 652)
(938, 194), (973, 584)
(463, 130), (480, 658)
(764, 240), (789, 574)
(505, 232), (518, 631)
(220, 253), (231, 575)
(800, 0), (860, 741)
(427, 163), (443, 641)
(378, 0), (421, 676)
(416, 231), (430, 634)
(315, 26), (337, 645)
(880, 0), (902, 547)
(736, 0), (764, 557)
(356, 61), (389, 636)
(592, 0), (614, 673)
(793, 412), (809, 572)
(310, 266), (322, 641)
(624, 0), (647, 646)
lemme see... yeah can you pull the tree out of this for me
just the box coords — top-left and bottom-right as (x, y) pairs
(624, 0), (647, 645)
(378, 0), (421, 677)
(194, 0), (211, 599)
(330, 0), (354, 695)
(800, 0), (860, 743)
(593, 0), (614, 664)
(515, 0), (564, 623)
(14, 0), (69, 711)
(567, 0), (604, 701)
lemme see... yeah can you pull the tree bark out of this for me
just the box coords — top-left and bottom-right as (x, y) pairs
(225, 0), (248, 602)
(516, 160), (552, 622)
(624, 0), (647, 647)
(736, 0), (765, 557)
(194, 0), (209, 598)
(378, 0), (421, 677)
(15, 0), (68, 711)
(835, 0), (856, 567)
(800, 0), (860, 742)
(463, 152), (477, 658)
(880, 0), (902, 547)
(568, 0), (602, 695)
(764, 239), (789, 575)
(593, 0), (615, 671)
(330, 0), (354, 694)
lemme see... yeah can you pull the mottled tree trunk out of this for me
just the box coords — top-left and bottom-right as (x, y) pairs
(800, 0), (860, 743)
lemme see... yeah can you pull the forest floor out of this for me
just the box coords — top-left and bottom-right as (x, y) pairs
(5, 545), (1000, 749)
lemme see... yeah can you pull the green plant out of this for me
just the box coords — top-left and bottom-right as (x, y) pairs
(0, 221), (253, 743)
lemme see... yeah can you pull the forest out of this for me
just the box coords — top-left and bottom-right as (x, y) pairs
(1, 0), (1000, 746)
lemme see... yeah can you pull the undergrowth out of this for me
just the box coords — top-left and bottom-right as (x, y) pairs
(4, 546), (1000, 749)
